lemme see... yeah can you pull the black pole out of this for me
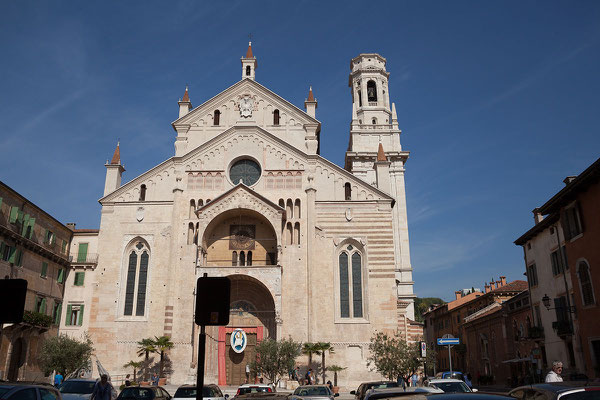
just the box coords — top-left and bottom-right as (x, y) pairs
(196, 325), (206, 400)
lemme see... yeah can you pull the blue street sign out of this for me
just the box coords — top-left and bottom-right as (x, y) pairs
(437, 338), (460, 346)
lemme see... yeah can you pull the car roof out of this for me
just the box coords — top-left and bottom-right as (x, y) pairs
(428, 379), (465, 383)
(239, 384), (273, 387)
(233, 394), (287, 400)
(296, 385), (329, 388)
(177, 384), (219, 388)
(64, 379), (97, 383)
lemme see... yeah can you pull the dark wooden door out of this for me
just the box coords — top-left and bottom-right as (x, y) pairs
(225, 332), (257, 385)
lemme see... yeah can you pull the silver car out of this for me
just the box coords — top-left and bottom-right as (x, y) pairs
(58, 379), (97, 400)
(291, 385), (338, 400)
(0, 383), (62, 400)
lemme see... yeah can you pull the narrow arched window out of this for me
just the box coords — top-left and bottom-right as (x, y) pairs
(367, 80), (377, 102)
(279, 199), (285, 210)
(246, 65), (251, 76)
(345, 183), (352, 201)
(240, 251), (246, 266)
(247, 251), (252, 266)
(294, 199), (301, 218)
(286, 199), (293, 219)
(188, 223), (195, 245)
(213, 110), (220, 126)
(286, 222), (293, 245)
(123, 241), (150, 316)
(294, 222), (300, 245)
(189, 199), (196, 219)
(358, 91), (362, 107)
(339, 244), (364, 319)
(273, 109), (280, 125)
(232, 251), (238, 266)
(372, 118), (377, 125)
(578, 261), (595, 306)
(139, 185), (146, 201)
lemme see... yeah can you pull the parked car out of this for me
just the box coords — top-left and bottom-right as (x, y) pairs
(173, 384), (227, 400)
(117, 386), (172, 400)
(291, 385), (338, 400)
(0, 383), (62, 400)
(434, 372), (465, 381)
(427, 378), (475, 393)
(509, 383), (600, 399)
(363, 386), (443, 400)
(58, 379), (97, 400)
(351, 381), (400, 400)
(235, 384), (276, 397)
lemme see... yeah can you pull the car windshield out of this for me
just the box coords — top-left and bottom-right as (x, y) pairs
(174, 387), (220, 398)
(430, 382), (470, 393)
(119, 388), (155, 399)
(238, 387), (271, 395)
(294, 387), (330, 396)
(59, 381), (96, 394)
(368, 383), (399, 390)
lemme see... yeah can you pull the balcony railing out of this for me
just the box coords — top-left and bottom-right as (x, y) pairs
(69, 253), (99, 264)
(552, 320), (573, 336)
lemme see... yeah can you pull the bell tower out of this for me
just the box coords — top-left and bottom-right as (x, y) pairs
(241, 42), (257, 80)
(345, 53), (415, 320)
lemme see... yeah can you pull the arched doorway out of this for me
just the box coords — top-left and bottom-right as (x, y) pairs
(8, 337), (25, 381)
(218, 275), (276, 386)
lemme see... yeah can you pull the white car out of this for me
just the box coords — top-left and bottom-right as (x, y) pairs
(235, 383), (276, 397)
(173, 384), (227, 400)
(426, 378), (476, 393)
(58, 379), (97, 400)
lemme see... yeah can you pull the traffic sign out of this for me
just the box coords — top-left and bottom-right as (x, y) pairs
(437, 337), (460, 346)
(420, 341), (427, 357)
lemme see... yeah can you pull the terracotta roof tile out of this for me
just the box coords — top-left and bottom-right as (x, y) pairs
(307, 86), (315, 102)
(110, 142), (120, 165)
(245, 41), (253, 58)
(489, 280), (528, 294)
(377, 143), (387, 162)
(447, 291), (483, 310)
(181, 86), (190, 102)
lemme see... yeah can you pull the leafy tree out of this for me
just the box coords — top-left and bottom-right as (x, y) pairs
(137, 338), (157, 381)
(39, 334), (94, 377)
(250, 338), (301, 385)
(123, 360), (143, 381)
(301, 342), (320, 369)
(326, 365), (346, 387)
(154, 336), (174, 378)
(367, 332), (436, 384)
(314, 342), (334, 384)
(414, 298), (445, 322)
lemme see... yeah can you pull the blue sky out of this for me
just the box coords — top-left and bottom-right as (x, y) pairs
(1, 1), (599, 300)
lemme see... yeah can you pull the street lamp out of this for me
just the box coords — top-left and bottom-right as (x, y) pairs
(542, 294), (576, 313)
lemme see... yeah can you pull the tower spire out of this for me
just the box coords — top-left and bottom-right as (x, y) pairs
(241, 41), (257, 80)
(178, 86), (192, 118)
(304, 86), (317, 118)
(110, 141), (121, 165)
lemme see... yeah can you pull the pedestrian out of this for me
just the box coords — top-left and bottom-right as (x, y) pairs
(91, 374), (114, 400)
(125, 374), (131, 387)
(246, 364), (250, 383)
(545, 361), (563, 382)
(305, 369), (313, 385)
(295, 366), (301, 381)
(151, 372), (159, 386)
(54, 371), (64, 388)
(327, 380), (333, 391)
(411, 373), (418, 387)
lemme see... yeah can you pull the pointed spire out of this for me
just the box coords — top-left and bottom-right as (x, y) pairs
(307, 86), (315, 101)
(377, 143), (387, 162)
(110, 141), (121, 165)
(245, 41), (254, 58)
(391, 102), (398, 120)
(181, 86), (190, 102)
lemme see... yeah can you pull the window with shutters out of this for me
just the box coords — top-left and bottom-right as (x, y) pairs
(122, 239), (151, 317)
(74, 271), (85, 286)
(36, 296), (47, 314)
(577, 260), (595, 306)
(562, 203), (583, 240)
(66, 304), (84, 326)
(57, 268), (65, 284)
(41, 262), (48, 277)
(77, 243), (88, 263)
(337, 242), (367, 320)
(527, 263), (538, 286)
(52, 302), (62, 325)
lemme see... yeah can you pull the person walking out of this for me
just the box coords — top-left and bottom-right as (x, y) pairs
(245, 364), (251, 383)
(411, 373), (418, 387)
(545, 361), (563, 382)
(91, 375), (114, 400)
(54, 372), (64, 388)
(151, 373), (159, 386)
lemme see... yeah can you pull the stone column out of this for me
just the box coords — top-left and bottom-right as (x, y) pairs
(305, 181), (317, 342)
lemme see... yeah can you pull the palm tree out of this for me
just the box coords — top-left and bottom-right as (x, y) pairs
(137, 338), (157, 381)
(154, 335), (175, 378)
(123, 360), (143, 382)
(302, 342), (320, 378)
(314, 342), (334, 383)
(326, 365), (346, 387)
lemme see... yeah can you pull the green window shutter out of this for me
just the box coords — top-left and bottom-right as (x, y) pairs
(61, 240), (67, 254)
(16, 210), (24, 224)
(8, 247), (16, 264)
(9, 207), (19, 223)
(41, 298), (47, 314)
(0, 242), (5, 259)
(78, 305), (84, 326)
(77, 243), (88, 262)
(21, 214), (30, 236)
(15, 249), (23, 266)
(41, 262), (48, 277)
(76, 271), (85, 286)
(56, 303), (62, 325)
(0, 197), (3, 208)
(57, 268), (65, 283)
(25, 218), (35, 239)
(66, 305), (72, 326)
(51, 234), (56, 245)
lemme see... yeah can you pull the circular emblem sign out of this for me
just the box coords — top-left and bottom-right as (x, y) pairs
(231, 328), (247, 353)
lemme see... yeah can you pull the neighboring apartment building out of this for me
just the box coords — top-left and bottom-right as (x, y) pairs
(520, 157), (600, 379)
(59, 224), (99, 339)
(462, 290), (538, 386)
(0, 181), (72, 381)
(423, 278), (526, 375)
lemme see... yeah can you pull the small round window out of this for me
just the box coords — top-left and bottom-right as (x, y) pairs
(229, 159), (261, 186)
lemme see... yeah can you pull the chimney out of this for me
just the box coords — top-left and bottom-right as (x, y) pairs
(66, 223), (76, 230)
(500, 276), (506, 286)
(484, 284), (490, 293)
(563, 176), (577, 185)
(533, 208), (544, 224)
(455, 291), (462, 300)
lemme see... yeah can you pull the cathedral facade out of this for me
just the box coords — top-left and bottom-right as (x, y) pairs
(65, 44), (416, 388)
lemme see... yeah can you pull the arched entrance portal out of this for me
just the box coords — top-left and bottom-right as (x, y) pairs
(7, 337), (25, 381)
(218, 275), (276, 386)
